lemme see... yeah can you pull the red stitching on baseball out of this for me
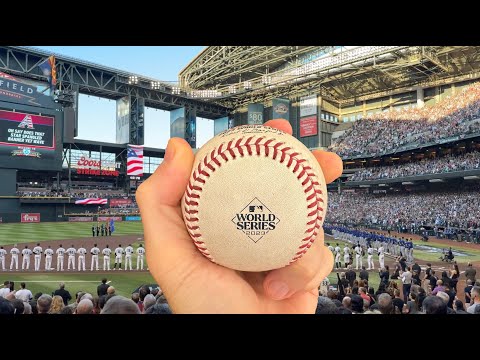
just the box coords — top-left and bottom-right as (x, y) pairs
(184, 135), (324, 266)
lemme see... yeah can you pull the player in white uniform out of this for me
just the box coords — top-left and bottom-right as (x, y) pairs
(136, 244), (145, 270)
(327, 243), (334, 254)
(367, 244), (374, 270)
(77, 245), (87, 271)
(33, 243), (43, 271)
(10, 245), (19, 271)
(56, 245), (66, 271)
(334, 244), (341, 269)
(0, 246), (6, 271)
(90, 244), (100, 271)
(44, 245), (54, 271)
(343, 245), (350, 269)
(66, 245), (76, 271)
(124, 244), (134, 271)
(102, 245), (112, 271)
(378, 245), (385, 270)
(113, 245), (124, 270)
(354, 244), (363, 270)
(21, 246), (32, 271)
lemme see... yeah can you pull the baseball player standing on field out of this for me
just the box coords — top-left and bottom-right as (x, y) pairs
(113, 244), (124, 270)
(66, 245), (76, 271)
(90, 244), (100, 271)
(124, 244), (134, 271)
(343, 245), (350, 269)
(21, 245), (32, 271)
(56, 245), (66, 271)
(33, 243), (43, 271)
(77, 245), (87, 271)
(367, 244), (374, 270)
(0, 246), (6, 271)
(334, 243), (341, 269)
(10, 245), (19, 271)
(44, 245), (54, 271)
(378, 244), (385, 270)
(136, 244), (145, 270)
(102, 244), (112, 271)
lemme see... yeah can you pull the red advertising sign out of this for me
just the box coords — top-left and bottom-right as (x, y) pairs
(97, 216), (123, 222)
(300, 116), (318, 137)
(68, 217), (94, 222)
(21, 213), (40, 223)
(109, 198), (133, 207)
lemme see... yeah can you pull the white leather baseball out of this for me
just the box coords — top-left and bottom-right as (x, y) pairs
(182, 125), (327, 272)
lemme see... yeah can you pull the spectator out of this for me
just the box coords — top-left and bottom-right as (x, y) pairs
(315, 297), (339, 314)
(60, 306), (74, 314)
(143, 294), (156, 313)
(97, 278), (109, 297)
(377, 293), (394, 314)
(75, 299), (93, 314)
(37, 294), (53, 314)
(131, 293), (140, 304)
(145, 303), (172, 314)
(107, 286), (115, 295)
(465, 262), (477, 284)
(465, 279), (474, 305)
(15, 282), (32, 302)
(10, 299), (25, 315)
(49, 296), (65, 314)
(0, 281), (10, 298)
(454, 300), (468, 314)
(53, 282), (72, 306)
(423, 295), (447, 314)
(101, 296), (141, 314)
(467, 287), (480, 314)
(0, 297), (14, 314)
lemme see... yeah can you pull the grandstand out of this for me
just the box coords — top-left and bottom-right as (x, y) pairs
(1, 46), (480, 315)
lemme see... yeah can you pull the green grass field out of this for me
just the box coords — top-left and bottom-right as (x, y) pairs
(0, 221), (144, 245)
(4, 273), (156, 303)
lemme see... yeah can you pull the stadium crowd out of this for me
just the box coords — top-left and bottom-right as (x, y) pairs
(349, 150), (480, 181)
(0, 280), (172, 314)
(327, 191), (480, 230)
(329, 82), (480, 158)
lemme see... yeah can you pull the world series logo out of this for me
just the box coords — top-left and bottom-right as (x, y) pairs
(232, 198), (280, 243)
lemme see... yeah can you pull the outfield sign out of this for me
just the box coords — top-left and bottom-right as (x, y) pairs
(97, 216), (122, 222)
(21, 213), (40, 223)
(110, 198), (133, 207)
(68, 216), (94, 222)
(125, 216), (141, 221)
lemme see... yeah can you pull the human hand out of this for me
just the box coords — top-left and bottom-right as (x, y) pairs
(136, 119), (343, 314)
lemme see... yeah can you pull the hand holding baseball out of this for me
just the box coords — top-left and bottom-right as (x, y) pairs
(136, 119), (343, 313)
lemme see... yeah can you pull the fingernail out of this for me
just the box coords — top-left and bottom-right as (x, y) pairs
(164, 139), (176, 163)
(267, 280), (290, 300)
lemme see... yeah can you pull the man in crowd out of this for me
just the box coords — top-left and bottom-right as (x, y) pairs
(15, 282), (32, 302)
(465, 262), (476, 284)
(56, 244), (65, 272)
(97, 278), (109, 297)
(33, 243), (43, 272)
(53, 282), (72, 306)
(345, 265), (356, 288)
(401, 266), (412, 302)
(467, 286), (480, 314)
(0, 281), (11, 298)
(465, 279), (474, 306)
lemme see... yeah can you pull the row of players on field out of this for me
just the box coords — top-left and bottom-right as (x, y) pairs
(326, 226), (415, 270)
(0, 244), (146, 271)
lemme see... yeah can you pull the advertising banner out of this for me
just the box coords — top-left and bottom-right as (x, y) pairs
(248, 103), (264, 125)
(125, 216), (141, 221)
(97, 216), (122, 222)
(300, 95), (318, 117)
(300, 116), (318, 137)
(110, 198), (133, 207)
(68, 217), (94, 222)
(272, 98), (290, 121)
(21, 213), (40, 223)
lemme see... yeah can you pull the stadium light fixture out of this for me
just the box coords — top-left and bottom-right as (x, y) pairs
(128, 76), (138, 85)
(244, 81), (252, 90)
(151, 81), (162, 90)
(228, 85), (237, 94)
(172, 87), (181, 95)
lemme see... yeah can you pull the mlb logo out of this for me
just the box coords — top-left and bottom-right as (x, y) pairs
(249, 205), (263, 212)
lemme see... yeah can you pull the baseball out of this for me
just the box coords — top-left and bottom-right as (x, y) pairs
(182, 125), (327, 272)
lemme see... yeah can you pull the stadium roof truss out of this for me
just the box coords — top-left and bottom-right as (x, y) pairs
(0, 46), (229, 119)
(179, 46), (480, 109)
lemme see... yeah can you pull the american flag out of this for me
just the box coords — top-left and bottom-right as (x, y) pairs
(127, 144), (144, 176)
(75, 198), (108, 205)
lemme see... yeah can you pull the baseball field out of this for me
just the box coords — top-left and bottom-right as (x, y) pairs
(1, 221), (479, 301)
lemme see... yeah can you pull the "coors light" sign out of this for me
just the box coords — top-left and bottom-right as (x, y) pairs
(74, 156), (121, 177)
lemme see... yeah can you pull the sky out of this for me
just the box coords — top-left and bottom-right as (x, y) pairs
(36, 46), (214, 149)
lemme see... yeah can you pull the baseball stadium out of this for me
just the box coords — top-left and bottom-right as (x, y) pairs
(0, 46), (479, 314)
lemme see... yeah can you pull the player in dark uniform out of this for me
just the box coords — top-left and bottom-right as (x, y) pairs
(101, 223), (105, 236)
(92, 225), (95, 237)
(108, 224), (112, 236)
(96, 225), (100, 237)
